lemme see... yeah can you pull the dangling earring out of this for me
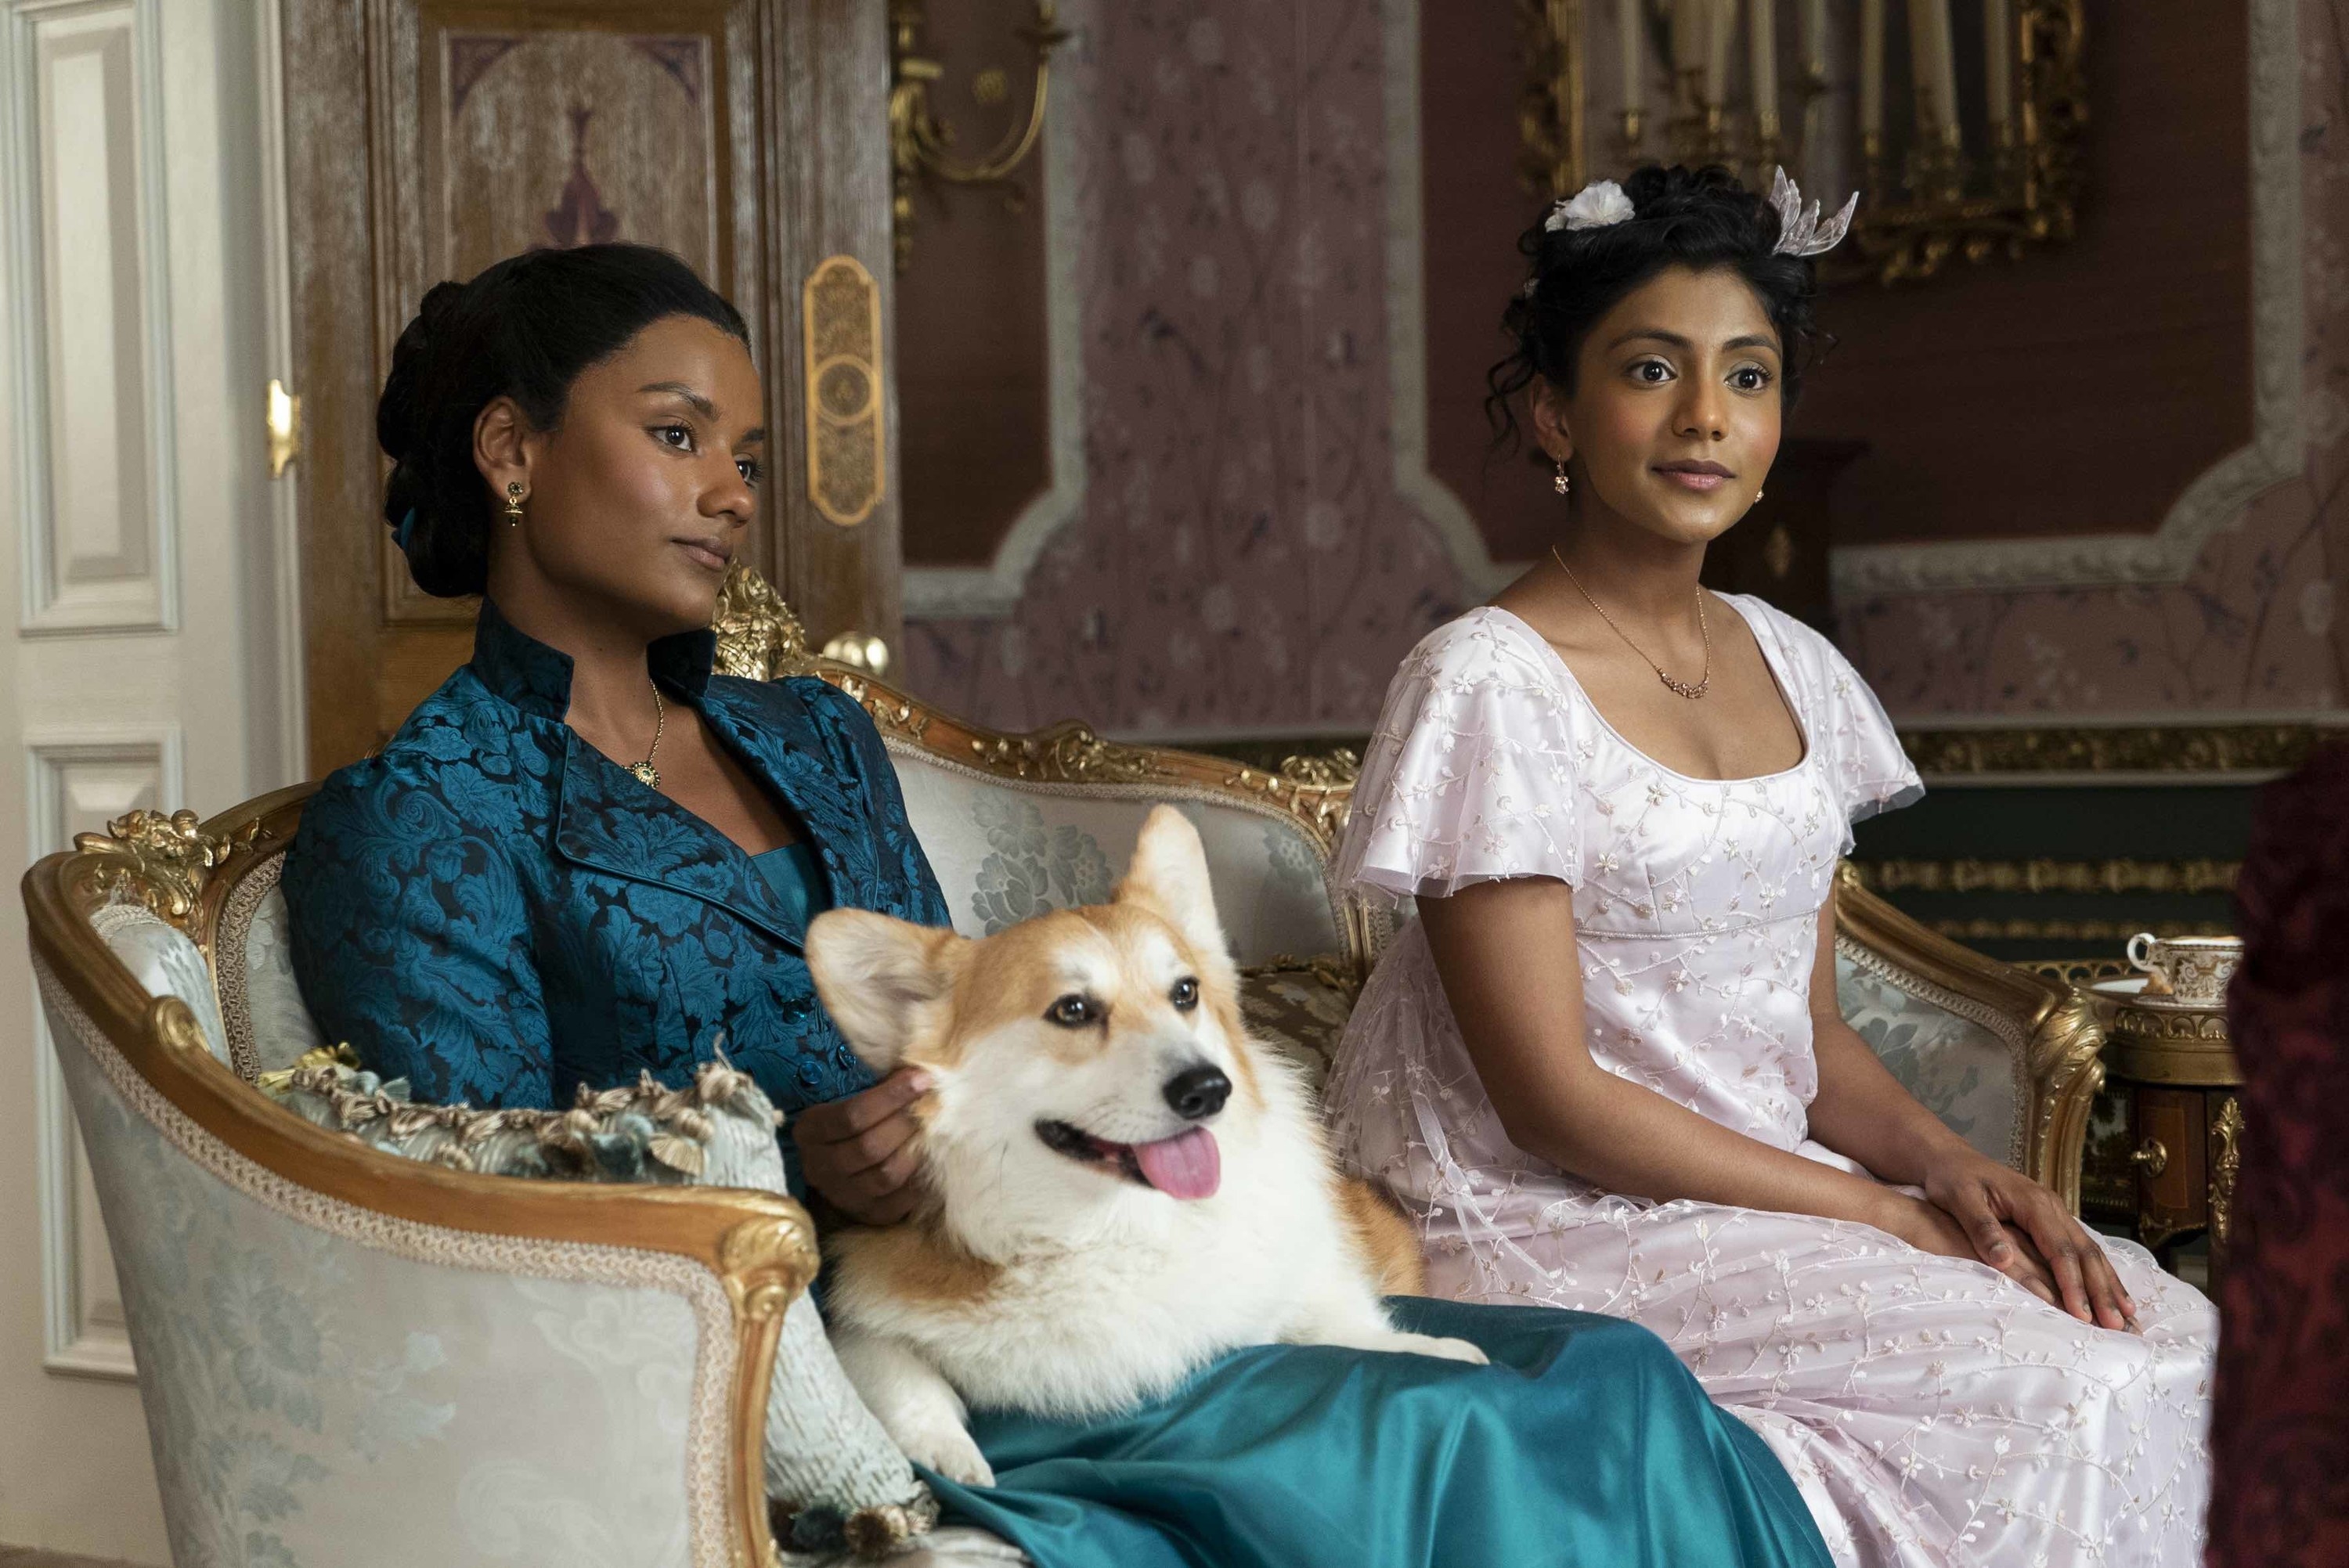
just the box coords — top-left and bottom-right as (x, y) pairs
(1755, 488), (1765, 503)
(1553, 460), (1570, 496)
(503, 481), (526, 524)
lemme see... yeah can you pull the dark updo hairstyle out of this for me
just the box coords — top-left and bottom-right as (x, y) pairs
(378, 243), (751, 597)
(1486, 164), (1828, 452)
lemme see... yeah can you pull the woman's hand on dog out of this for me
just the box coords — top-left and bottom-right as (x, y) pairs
(795, 1067), (930, 1224)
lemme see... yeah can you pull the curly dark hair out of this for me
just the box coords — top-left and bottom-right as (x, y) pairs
(377, 243), (751, 597)
(1485, 164), (1830, 452)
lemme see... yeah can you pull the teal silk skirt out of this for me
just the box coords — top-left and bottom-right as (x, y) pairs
(924, 1298), (1831, 1568)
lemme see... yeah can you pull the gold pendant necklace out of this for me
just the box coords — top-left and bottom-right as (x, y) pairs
(628, 682), (666, 788)
(1549, 545), (1712, 700)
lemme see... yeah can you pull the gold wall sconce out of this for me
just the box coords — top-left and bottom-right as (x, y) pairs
(887, 0), (1072, 271)
(1517, 0), (2086, 285)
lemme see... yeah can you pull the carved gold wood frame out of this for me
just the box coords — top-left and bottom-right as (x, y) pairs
(1831, 866), (2103, 1212)
(23, 790), (814, 1568)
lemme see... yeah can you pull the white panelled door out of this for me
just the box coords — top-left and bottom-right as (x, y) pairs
(0, 0), (293, 1559)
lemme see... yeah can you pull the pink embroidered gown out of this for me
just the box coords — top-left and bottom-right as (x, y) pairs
(1326, 600), (2214, 1568)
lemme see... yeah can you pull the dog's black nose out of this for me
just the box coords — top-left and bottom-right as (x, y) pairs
(1163, 1065), (1231, 1121)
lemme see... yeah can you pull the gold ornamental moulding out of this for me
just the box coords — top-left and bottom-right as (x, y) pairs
(1896, 723), (2340, 777)
(2209, 1094), (2245, 1249)
(1852, 858), (2240, 897)
(802, 256), (886, 529)
(1926, 916), (2232, 946)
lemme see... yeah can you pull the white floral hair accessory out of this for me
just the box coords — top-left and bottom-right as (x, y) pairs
(1545, 178), (1636, 233)
(1768, 166), (1857, 258)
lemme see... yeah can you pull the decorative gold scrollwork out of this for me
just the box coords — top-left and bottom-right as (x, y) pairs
(72, 809), (233, 934)
(802, 256), (886, 528)
(969, 726), (1174, 784)
(1221, 749), (1362, 849)
(2209, 1095), (2244, 1249)
(712, 561), (814, 683)
(887, 0), (1070, 269)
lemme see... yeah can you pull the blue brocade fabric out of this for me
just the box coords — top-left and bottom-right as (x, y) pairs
(931, 1298), (1831, 1568)
(281, 600), (949, 1191)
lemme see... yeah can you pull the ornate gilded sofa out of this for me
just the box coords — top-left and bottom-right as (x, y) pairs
(21, 569), (2104, 1568)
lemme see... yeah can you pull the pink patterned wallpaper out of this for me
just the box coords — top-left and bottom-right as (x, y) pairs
(898, 0), (2349, 731)
(899, 0), (1470, 735)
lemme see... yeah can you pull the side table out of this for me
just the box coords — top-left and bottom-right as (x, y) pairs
(2088, 979), (2243, 1289)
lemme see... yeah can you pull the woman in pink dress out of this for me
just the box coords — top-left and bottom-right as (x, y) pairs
(1326, 164), (2215, 1566)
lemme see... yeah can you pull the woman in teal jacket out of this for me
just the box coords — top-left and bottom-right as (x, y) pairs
(282, 241), (1830, 1568)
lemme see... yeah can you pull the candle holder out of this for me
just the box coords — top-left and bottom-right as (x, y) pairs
(1510, 0), (2087, 287)
(1619, 106), (1647, 163)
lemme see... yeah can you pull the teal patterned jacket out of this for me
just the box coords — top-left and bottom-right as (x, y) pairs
(283, 600), (948, 1183)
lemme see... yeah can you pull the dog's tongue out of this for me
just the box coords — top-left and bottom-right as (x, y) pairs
(1131, 1126), (1221, 1200)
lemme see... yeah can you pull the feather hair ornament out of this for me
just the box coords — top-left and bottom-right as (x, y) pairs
(1768, 166), (1858, 258)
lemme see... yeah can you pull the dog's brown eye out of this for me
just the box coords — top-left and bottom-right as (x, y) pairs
(1170, 977), (1199, 1011)
(1047, 993), (1096, 1028)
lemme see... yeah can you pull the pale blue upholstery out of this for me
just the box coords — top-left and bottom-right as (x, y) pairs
(1835, 948), (2027, 1170)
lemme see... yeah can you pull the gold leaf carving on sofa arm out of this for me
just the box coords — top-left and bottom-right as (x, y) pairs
(70, 809), (234, 935)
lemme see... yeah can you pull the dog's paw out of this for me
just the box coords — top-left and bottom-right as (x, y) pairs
(1396, 1332), (1489, 1366)
(897, 1419), (996, 1487)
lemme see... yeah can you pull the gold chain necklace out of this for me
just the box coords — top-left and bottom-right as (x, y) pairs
(1549, 545), (1712, 700)
(628, 682), (666, 788)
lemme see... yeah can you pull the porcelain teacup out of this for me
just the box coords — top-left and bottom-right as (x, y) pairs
(2125, 932), (2242, 1005)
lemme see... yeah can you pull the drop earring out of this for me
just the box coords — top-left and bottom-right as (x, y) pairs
(503, 481), (526, 524)
(1553, 460), (1570, 496)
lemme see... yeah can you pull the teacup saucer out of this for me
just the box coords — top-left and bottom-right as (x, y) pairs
(2089, 976), (2225, 1011)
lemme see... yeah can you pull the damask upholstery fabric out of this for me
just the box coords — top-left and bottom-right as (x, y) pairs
(88, 901), (231, 1068)
(886, 755), (1342, 964)
(45, 989), (710, 1568)
(1831, 953), (2022, 1170)
(280, 600), (951, 1181)
(1327, 600), (2216, 1568)
(255, 1050), (942, 1549)
(242, 883), (329, 1076)
(1237, 961), (1359, 1096)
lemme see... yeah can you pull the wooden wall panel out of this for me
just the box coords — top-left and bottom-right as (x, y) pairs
(765, 0), (900, 657)
(381, 0), (757, 629)
(290, 0), (907, 771)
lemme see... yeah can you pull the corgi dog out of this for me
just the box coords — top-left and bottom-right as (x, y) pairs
(803, 806), (1485, 1485)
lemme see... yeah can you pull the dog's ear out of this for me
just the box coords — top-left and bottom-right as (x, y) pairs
(804, 910), (965, 1072)
(1117, 805), (1229, 966)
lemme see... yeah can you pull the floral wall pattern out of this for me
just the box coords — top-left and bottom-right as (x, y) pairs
(899, 0), (1470, 735)
(899, 0), (2347, 730)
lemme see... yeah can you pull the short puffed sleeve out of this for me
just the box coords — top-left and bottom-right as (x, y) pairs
(1748, 599), (1922, 849)
(1335, 611), (1588, 902)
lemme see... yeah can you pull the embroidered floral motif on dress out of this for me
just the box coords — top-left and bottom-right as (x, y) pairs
(1326, 601), (2215, 1568)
